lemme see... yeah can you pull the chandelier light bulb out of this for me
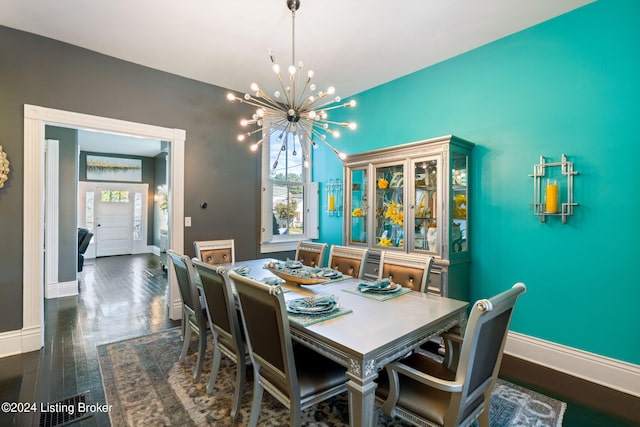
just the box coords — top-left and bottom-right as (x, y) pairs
(308, 111), (317, 119)
(238, 134), (246, 142)
(272, 63), (280, 73)
(303, 159), (310, 168)
(250, 143), (259, 151)
(298, 61), (304, 69)
(310, 83), (316, 91)
(256, 108), (265, 117)
(288, 65), (296, 75)
(348, 100), (357, 107)
(327, 87), (335, 95)
(274, 90), (281, 98)
(333, 130), (341, 138)
(240, 119), (249, 127)
(250, 83), (259, 92)
(226, 93), (236, 101)
(338, 152), (347, 160)
(308, 70), (314, 78)
(244, 93), (251, 100)
(348, 122), (358, 130)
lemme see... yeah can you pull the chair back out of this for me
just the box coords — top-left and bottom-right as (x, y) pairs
(192, 259), (245, 357)
(327, 245), (369, 279)
(379, 251), (434, 292)
(448, 283), (526, 424)
(194, 239), (235, 265)
(295, 241), (328, 268)
(167, 250), (202, 317)
(78, 228), (93, 253)
(230, 272), (300, 401)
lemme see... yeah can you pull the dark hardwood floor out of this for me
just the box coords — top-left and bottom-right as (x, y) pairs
(0, 253), (637, 426)
(0, 254), (178, 426)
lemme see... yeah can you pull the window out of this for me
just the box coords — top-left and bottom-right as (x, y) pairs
(101, 189), (129, 203)
(260, 127), (318, 252)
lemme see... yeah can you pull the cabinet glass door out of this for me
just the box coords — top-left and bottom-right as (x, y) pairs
(412, 158), (439, 254)
(349, 168), (368, 245)
(451, 150), (469, 254)
(374, 162), (404, 249)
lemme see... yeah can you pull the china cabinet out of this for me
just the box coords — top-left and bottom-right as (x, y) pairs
(343, 135), (473, 300)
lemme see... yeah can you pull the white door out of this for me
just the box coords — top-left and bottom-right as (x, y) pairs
(78, 183), (149, 258)
(95, 188), (133, 256)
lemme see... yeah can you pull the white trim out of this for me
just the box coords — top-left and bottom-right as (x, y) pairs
(260, 239), (300, 253)
(0, 327), (42, 359)
(45, 140), (59, 295)
(23, 104), (186, 355)
(505, 331), (640, 397)
(45, 280), (78, 299)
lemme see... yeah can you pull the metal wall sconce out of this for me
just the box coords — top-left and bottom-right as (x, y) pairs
(326, 178), (343, 217)
(530, 154), (579, 223)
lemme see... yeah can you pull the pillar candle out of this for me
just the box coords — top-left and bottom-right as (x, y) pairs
(545, 179), (559, 213)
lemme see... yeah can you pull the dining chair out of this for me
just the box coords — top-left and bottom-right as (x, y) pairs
(327, 245), (369, 279)
(193, 239), (235, 265)
(166, 250), (207, 382)
(192, 259), (249, 421)
(294, 241), (328, 268)
(376, 283), (527, 427)
(229, 271), (349, 427)
(379, 251), (435, 292)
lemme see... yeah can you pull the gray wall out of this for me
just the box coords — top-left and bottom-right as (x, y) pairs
(0, 25), (263, 333)
(45, 126), (79, 283)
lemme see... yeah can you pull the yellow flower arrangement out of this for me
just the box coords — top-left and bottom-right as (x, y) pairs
(377, 178), (389, 189)
(352, 208), (364, 217)
(378, 237), (393, 246)
(383, 200), (404, 226)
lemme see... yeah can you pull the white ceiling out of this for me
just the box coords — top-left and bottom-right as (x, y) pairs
(77, 129), (163, 157)
(2, 0), (593, 155)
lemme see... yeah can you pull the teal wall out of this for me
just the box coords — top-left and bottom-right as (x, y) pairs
(314, 0), (640, 365)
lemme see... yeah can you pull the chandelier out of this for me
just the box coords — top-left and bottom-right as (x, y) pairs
(226, 0), (357, 171)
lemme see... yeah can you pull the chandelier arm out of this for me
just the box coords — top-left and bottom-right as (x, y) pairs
(248, 94), (287, 113)
(299, 92), (333, 110)
(314, 119), (353, 128)
(319, 102), (356, 112)
(235, 96), (283, 113)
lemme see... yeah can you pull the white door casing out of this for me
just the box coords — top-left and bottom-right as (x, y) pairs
(22, 104), (185, 355)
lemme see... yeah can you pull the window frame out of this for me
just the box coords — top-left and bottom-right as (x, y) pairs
(260, 125), (318, 253)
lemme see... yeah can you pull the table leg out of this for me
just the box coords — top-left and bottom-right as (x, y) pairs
(346, 369), (378, 427)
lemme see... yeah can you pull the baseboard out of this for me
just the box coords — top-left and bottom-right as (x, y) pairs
(505, 331), (640, 397)
(45, 280), (78, 299)
(0, 326), (42, 358)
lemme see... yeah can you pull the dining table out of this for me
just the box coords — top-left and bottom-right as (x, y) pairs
(223, 258), (469, 427)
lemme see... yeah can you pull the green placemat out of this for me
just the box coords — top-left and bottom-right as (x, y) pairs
(342, 286), (412, 301)
(287, 306), (353, 326)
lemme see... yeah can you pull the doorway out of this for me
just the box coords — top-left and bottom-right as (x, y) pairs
(22, 104), (186, 353)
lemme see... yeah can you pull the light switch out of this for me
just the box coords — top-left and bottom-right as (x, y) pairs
(185, 217), (192, 227)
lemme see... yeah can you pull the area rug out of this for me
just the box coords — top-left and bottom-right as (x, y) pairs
(98, 328), (566, 426)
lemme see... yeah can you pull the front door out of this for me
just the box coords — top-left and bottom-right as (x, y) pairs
(78, 182), (149, 258)
(96, 188), (133, 256)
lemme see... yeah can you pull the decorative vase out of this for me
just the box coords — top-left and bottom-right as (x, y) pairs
(427, 227), (437, 252)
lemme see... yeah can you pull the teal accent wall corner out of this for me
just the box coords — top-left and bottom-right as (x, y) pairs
(315, 0), (640, 364)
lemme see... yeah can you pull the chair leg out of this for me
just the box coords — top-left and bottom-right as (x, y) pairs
(179, 325), (192, 362)
(230, 358), (247, 422)
(478, 408), (490, 427)
(193, 329), (206, 382)
(248, 373), (264, 427)
(290, 403), (302, 427)
(206, 342), (222, 395)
